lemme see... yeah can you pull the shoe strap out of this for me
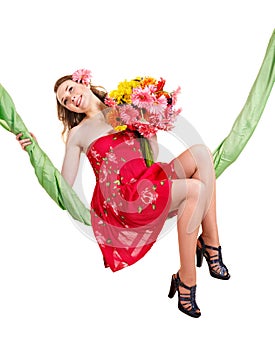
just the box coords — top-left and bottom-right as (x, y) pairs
(176, 272), (197, 290)
(198, 236), (229, 277)
(199, 235), (221, 252)
(209, 257), (222, 265)
(176, 276), (199, 311)
(205, 244), (221, 251)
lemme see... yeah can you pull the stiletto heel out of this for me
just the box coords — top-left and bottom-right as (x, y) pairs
(168, 272), (201, 318)
(196, 235), (230, 280)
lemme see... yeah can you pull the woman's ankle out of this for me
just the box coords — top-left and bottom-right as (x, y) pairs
(200, 231), (220, 247)
(178, 269), (196, 287)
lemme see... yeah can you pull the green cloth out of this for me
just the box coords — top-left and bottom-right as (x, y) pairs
(213, 29), (275, 178)
(0, 29), (274, 225)
(0, 84), (91, 226)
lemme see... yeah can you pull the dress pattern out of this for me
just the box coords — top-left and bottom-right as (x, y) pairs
(86, 130), (177, 271)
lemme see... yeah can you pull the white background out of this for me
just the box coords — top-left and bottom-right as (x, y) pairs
(0, 0), (274, 349)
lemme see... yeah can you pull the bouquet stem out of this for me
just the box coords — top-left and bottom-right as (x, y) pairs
(138, 135), (154, 167)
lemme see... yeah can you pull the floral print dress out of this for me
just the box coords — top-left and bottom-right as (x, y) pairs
(86, 130), (177, 272)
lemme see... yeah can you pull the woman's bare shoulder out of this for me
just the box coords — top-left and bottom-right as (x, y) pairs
(66, 117), (114, 152)
(66, 125), (82, 147)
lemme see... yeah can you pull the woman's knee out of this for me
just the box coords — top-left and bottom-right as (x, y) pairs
(187, 178), (206, 201)
(190, 144), (213, 163)
(173, 144), (213, 179)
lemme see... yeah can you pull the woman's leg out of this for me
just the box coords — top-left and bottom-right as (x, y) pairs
(170, 178), (207, 314)
(172, 144), (219, 244)
(171, 144), (228, 276)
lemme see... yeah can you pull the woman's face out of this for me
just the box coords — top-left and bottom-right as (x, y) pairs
(56, 80), (93, 113)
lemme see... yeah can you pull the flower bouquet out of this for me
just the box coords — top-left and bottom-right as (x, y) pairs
(104, 76), (182, 166)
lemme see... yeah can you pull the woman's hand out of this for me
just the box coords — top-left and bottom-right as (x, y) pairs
(16, 132), (37, 151)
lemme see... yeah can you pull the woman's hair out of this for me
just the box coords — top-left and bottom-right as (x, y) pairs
(54, 75), (108, 140)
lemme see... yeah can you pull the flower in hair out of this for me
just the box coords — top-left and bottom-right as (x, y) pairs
(72, 69), (92, 86)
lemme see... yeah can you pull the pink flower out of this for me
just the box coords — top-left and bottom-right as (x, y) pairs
(171, 86), (181, 106)
(131, 86), (155, 109)
(72, 69), (92, 86)
(119, 105), (140, 124)
(134, 122), (158, 138)
(173, 107), (182, 117)
(147, 84), (157, 94)
(104, 96), (117, 107)
(148, 114), (172, 131)
(148, 94), (167, 115)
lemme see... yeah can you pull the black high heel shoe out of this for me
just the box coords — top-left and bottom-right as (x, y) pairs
(196, 235), (230, 280)
(168, 272), (201, 318)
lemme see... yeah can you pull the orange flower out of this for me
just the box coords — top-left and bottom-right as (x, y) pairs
(155, 90), (170, 100)
(106, 108), (122, 128)
(140, 77), (157, 88)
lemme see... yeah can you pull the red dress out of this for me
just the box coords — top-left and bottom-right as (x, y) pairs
(86, 130), (177, 272)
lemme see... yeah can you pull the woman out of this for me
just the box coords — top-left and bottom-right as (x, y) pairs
(17, 70), (230, 318)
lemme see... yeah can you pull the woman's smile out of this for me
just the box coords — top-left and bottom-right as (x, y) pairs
(75, 95), (82, 107)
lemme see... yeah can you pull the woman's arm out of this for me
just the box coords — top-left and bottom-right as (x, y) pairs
(61, 130), (81, 187)
(16, 129), (81, 187)
(147, 134), (159, 162)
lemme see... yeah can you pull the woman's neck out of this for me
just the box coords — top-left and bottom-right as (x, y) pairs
(86, 94), (106, 118)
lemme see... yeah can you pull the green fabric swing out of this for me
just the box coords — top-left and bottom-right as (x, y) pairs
(0, 29), (274, 226)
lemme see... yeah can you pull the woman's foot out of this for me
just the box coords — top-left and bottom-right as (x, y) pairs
(168, 271), (201, 318)
(196, 234), (230, 279)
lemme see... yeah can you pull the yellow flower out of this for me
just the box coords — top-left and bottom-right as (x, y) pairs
(109, 78), (142, 104)
(114, 125), (127, 132)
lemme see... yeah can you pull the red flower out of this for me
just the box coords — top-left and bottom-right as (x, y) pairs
(156, 77), (166, 91)
(125, 124), (137, 131)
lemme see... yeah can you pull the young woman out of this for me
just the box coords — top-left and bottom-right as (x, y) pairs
(17, 71), (230, 318)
